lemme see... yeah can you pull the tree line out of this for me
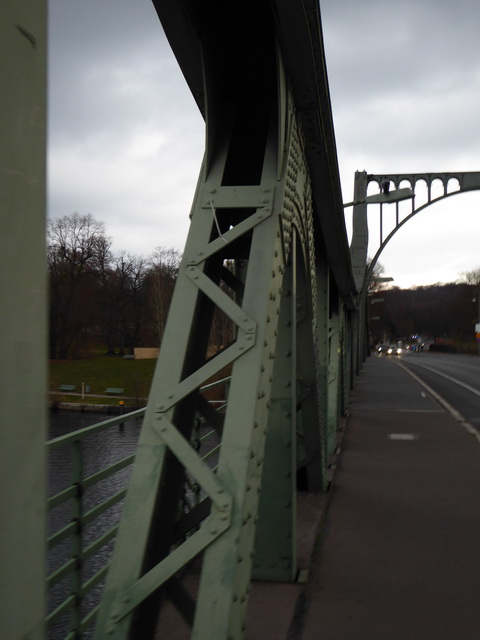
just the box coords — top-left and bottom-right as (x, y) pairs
(48, 212), (234, 360)
(47, 212), (184, 359)
(368, 280), (480, 351)
(50, 214), (479, 359)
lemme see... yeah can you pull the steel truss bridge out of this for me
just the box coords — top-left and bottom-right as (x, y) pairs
(3, 1), (480, 639)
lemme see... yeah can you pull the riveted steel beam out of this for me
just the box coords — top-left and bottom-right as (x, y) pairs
(94, 3), (355, 639)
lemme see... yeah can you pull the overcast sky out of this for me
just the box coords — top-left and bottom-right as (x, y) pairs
(48, 0), (480, 289)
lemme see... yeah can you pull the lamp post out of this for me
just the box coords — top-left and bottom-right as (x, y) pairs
(473, 292), (480, 355)
(343, 187), (414, 208)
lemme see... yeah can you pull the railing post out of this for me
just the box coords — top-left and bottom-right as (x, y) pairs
(71, 439), (84, 636)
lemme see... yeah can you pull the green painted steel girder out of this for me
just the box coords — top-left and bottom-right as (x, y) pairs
(93, 2), (356, 639)
(0, 2), (48, 639)
(151, 0), (356, 310)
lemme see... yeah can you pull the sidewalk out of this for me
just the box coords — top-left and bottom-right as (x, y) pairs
(297, 355), (480, 639)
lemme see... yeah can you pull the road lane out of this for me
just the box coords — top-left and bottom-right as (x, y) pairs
(300, 355), (480, 640)
(398, 351), (480, 436)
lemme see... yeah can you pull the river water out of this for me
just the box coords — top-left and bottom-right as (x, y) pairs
(47, 406), (220, 638)
(48, 409), (143, 639)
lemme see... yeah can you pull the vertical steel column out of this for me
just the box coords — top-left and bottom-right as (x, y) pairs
(314, 256), (329, 467)
(293, 233), (326, 493)
(350, 171), (368, 292)
(0, 3), (47, 639)
(338, 304), (349, 416)
(192, 186), (290, 637)
(93, 158), (241, 639)
(252, 257), (297, 582)
(327, 289), (341, 458)
(349, 171), (369, 370)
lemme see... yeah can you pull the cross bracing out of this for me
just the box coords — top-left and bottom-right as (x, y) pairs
(92, 1), (356, 638)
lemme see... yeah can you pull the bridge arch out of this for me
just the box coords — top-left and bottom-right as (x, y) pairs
(350, 170), (480, 361)
(360, 171), (480, 283)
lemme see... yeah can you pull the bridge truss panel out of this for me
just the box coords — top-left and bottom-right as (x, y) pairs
(93, 4), (353, 639)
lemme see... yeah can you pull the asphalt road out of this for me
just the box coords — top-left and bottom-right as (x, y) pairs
(298, 355), (480, 640)
(397, 351), (480, 434)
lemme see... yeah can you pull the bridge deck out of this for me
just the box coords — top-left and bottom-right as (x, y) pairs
(151, 354), (480, 638)
(295, 355), (480, 639)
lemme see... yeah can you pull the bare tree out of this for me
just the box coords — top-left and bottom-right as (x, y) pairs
(367, 259), (386, 292)
(461, 268), (480, 286)
(48, 213), (111, 358)
(119, 253), (149, 353)
(48, 213), (189, 357)
(146, 247), (182, 346)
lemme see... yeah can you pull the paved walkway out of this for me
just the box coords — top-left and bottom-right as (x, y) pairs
(297, 355), (480, 639)
(152, 354), (480, 638)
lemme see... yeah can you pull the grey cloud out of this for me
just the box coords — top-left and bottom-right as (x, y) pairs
(322, 0), (480, 102)
(48, 0), (480, 287)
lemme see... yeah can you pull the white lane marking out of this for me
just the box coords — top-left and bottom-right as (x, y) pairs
(388, 433), (418, 440)
(403, 359), (480, 398)
(393, 360), (480, 445)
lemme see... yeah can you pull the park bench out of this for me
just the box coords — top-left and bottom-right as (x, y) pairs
(58, 384), (75, 392)
(105, 387), (124, 395)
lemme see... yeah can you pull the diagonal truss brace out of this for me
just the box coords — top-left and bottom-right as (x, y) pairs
(94, 183), (286, 638)
(107, 417), (232, 624)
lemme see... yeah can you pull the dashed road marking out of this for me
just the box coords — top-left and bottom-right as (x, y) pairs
(392, 359), (480, 445)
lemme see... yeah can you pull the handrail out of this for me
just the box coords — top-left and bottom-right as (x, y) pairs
(46, 409), (143, 635)
(46, 375), (230, 638)
(47, 408), (146, 449)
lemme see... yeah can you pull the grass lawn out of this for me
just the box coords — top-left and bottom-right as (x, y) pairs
(49, 355), (157, 405)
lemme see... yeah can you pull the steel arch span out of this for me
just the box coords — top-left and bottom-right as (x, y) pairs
(352, 170), (480, 286)
(350, 170), (480, 362)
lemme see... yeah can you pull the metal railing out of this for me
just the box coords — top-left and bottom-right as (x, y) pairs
(46, 376), (229, 639)
(46, 409), (145, 638)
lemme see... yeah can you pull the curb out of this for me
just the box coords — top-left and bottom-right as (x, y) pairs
(286, 413), (352, 639)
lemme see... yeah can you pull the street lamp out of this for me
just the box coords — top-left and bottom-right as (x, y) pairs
(343, 187), (414, 208)
(371, 276), (394, 284)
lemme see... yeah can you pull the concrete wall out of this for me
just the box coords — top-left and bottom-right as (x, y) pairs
(134, 348), (160, 359)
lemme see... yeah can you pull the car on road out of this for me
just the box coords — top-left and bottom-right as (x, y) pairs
(387, 345), (402, 356)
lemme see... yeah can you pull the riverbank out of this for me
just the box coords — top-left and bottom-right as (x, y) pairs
(49, 399), (144, 413)
(49, 354), (155, 409)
